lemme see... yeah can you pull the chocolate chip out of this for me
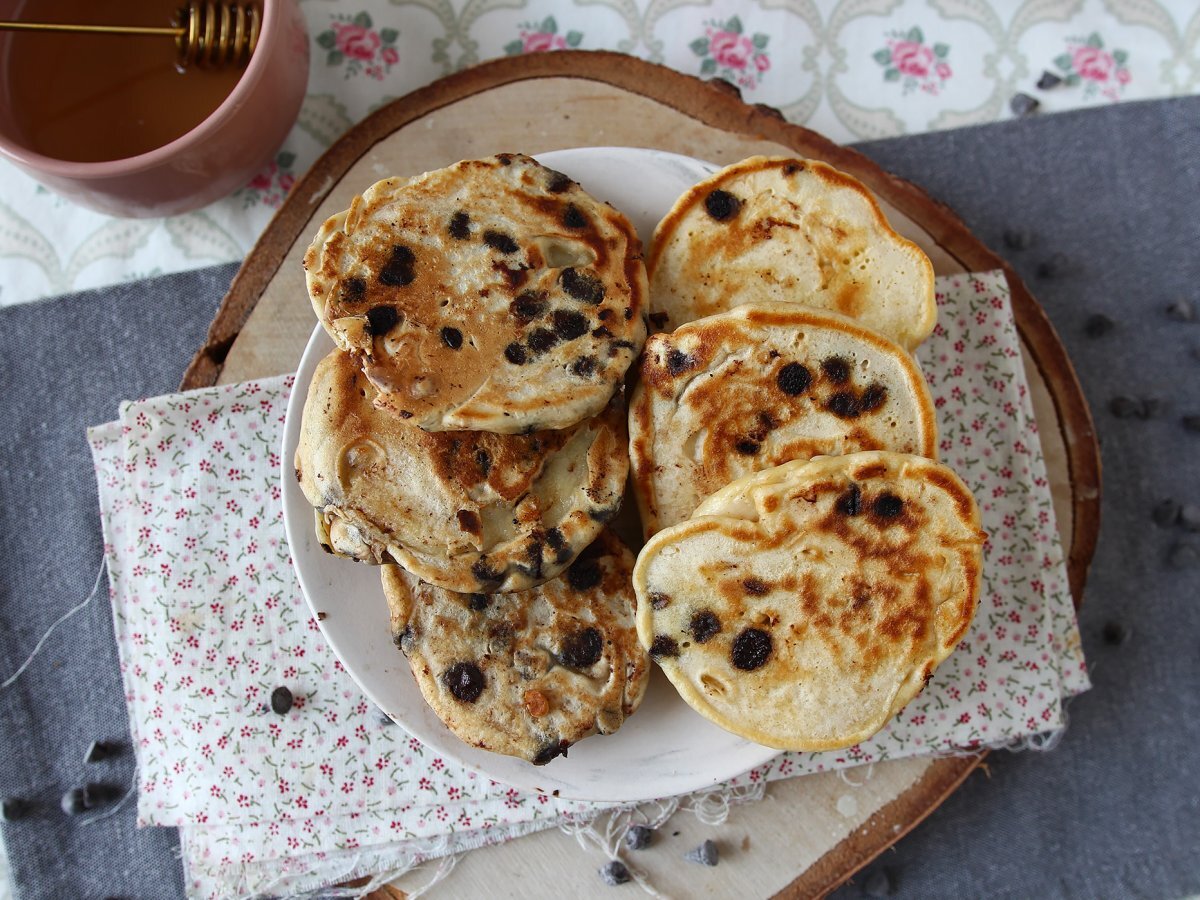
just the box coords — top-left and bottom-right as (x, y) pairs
(860, 383), (888, 412)
(495, 154), (513, 166)
(826, 391), (862, 419)
(649, 592), (671, 609)
(731, 628), (771, 670)
(1181, 505), (1200, 533)
(474, 448), (491, 477)
(365, 305), (398, 336)
(1036, 71), (1063, 90)
(1036, 253), (1070, 279)
(599, 861), (631, 886)
(873, 493), (904, 519)
(650, 635), (680, 658)
(665, 348), (695, 375)
(684, 839), (719, 866)
(504, 342), (528, 365)
(626, 824), (653, 851)
(468, 593), (490, 611)
(84, 740), (120, 764)
(704, 189), (741, 221)
(511, 291), (547, 321)
(1, 797), (31, 821)
(532, 739), (570, 765)
(567, 558), (603, 592)
(483, 230), (519, 254)
(864, 867), (893, 897)
(440, 326), (463, 350)
(553, 309), (590, 341)
(1084, 314), (1115, 338)
(448, 211), (470, 240)
(561, 268), (606, 303)
(649, 311), (670, 329)
(546, 527), (570, 562)
(743, 578), (769, 596)
(1167, 542), (1199, 569)
(821, 356), (851, 384)
(690, 610), (721, 643)
(378, 245), (416, 286)
(60, 788), (88, 816)
(340, 277), (367, 304)
(561, 627), (603, 668)
(592, 325), (613, 339)
(1166, 299), (1195, 322)
(1002, 229), (1035, 251)
(1010, 92), (1040, 117)
(1109, 396), (1141, 419)
(562, 204), (587, 229)
(456, 509), (481, 535)
(270, 686), (294, 715)
(571, 356), (597, 377)
(527, 328), (560, 354)
(471, 557), (503, 585)
(442, 662), (486, 702)
(546, 169), (572, 193)
(395, 626), (414, 652)
(776, 362), (811, 396)
(1101, 621), (1128, 646)
(1153, 499), (1181, 527)
(836, 484), (862, 516)
(735, 439), (759, 455)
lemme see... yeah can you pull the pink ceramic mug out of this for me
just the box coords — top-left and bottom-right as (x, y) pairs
(0, 0), (309, 217)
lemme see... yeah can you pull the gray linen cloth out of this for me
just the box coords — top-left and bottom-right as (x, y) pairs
(2, 96), (1199, 898)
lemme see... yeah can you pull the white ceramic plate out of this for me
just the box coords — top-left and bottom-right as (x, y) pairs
(281, 147), (782, 803)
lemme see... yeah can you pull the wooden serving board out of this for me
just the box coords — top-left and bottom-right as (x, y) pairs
(182, 52), (1100, 899)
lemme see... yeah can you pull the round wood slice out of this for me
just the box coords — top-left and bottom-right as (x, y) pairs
(182, 51), (1100, 899)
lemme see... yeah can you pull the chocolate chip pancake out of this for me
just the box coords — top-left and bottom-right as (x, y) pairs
(295, 349), (628, 593)
(632, 452), (984, 751)
(647, 156), (936, 350)
(383, 530), (650, 764)
(304, 153), (648, 433)
(629, 302), (938, 537)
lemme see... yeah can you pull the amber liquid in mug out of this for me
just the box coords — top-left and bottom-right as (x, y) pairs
(3, 0), (244, 162)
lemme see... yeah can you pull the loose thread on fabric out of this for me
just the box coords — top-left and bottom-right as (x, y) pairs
(837, 763), (876, 787)
(1, 559), (106, 690)
(79, 766), (139, 826)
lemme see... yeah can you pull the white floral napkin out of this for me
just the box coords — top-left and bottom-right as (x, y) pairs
(89, 270), (1086, 898)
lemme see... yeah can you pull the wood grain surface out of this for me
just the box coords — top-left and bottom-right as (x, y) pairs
(181, 52), (1099, 899)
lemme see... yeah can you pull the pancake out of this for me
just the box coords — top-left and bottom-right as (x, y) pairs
(295, 349), (628, 593)
(383, 530), (650, 764)
(647, 156), (936, 350)
(628, 302), (938, 537)
(632, 452), (984, 751)
(304, 153), (647, 433)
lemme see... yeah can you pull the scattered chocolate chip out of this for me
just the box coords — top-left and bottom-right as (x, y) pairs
(598, 860), (631, 886)
(60, 788), (88, 816)
(1109, 396), (1141, 419)
(648, 311), (670, 330)
(1, 797), (31, 821)
(1036, 253), (1070, 279)
(836, 484), (862, 516)
(448, 211), (470, 240)
(378, 245), (416, 286)
(649, 592), (671, 610)
(690, 610), (721, 644)
(511, 291), (547, 321)
(873, 493), (904, 519)
(532, 739), (570, 765)
(1002, 229), (1035, 251)
(731, 628), (772, 671)
(665, 348), (695, 375)
(504, 342), (528, 365)
(468, 593), (490, 612)
(650, 635), (680, 658)
(571, 356), (597, 378)
(821, 356), (852, 384)
(1181, 505), (1200, 533)
(1184, 415), (1200, 433)
(626, 824), (653, 851)
(567, 558), (603, 592)
(474, 448), (491, 477)
(864, 867), (893, 897)
(340, 277), (367, 304)
(483, 230), (519, 254)
(440, 326), (463, 350)
(743, 578), (770, 596)
(704, 189), (741, 221)
(442, 662), (486, 702)
(271, 686), (294, 715)
(1036, 71), (1063, 90)
(546, 527), (570, 562)
(1101, 621), (1128, 646)
(495, 154), (513, 166)
(561, 268), (605, 303)
(527, 328), (560, 354)
(561, 627), (603, 668)
(1084, 314), (1115, 338)
(456, 509), (481, 535)
(826, 391), (862, 419)
(395, 626), (414, 652)
(684, 839), (719, 866)
(592, 325), (613, 339)
(1153, 499), (1181, 527)
(546, 169), (572, 193)
(365, 305), (399, 336)
(735, 439), (760, 456)
(860, 383), (888, 412)
(84, 740), (120, 764)
(1166, 299), (1195, 322)
(1167, 542), (1200, 569)
(553, 309), (590, 341)
(1010, 92), (1040, 117)
(562, 204), (588, 229)
(471, 557), (503, 585)
(776, 362), (811, 396)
